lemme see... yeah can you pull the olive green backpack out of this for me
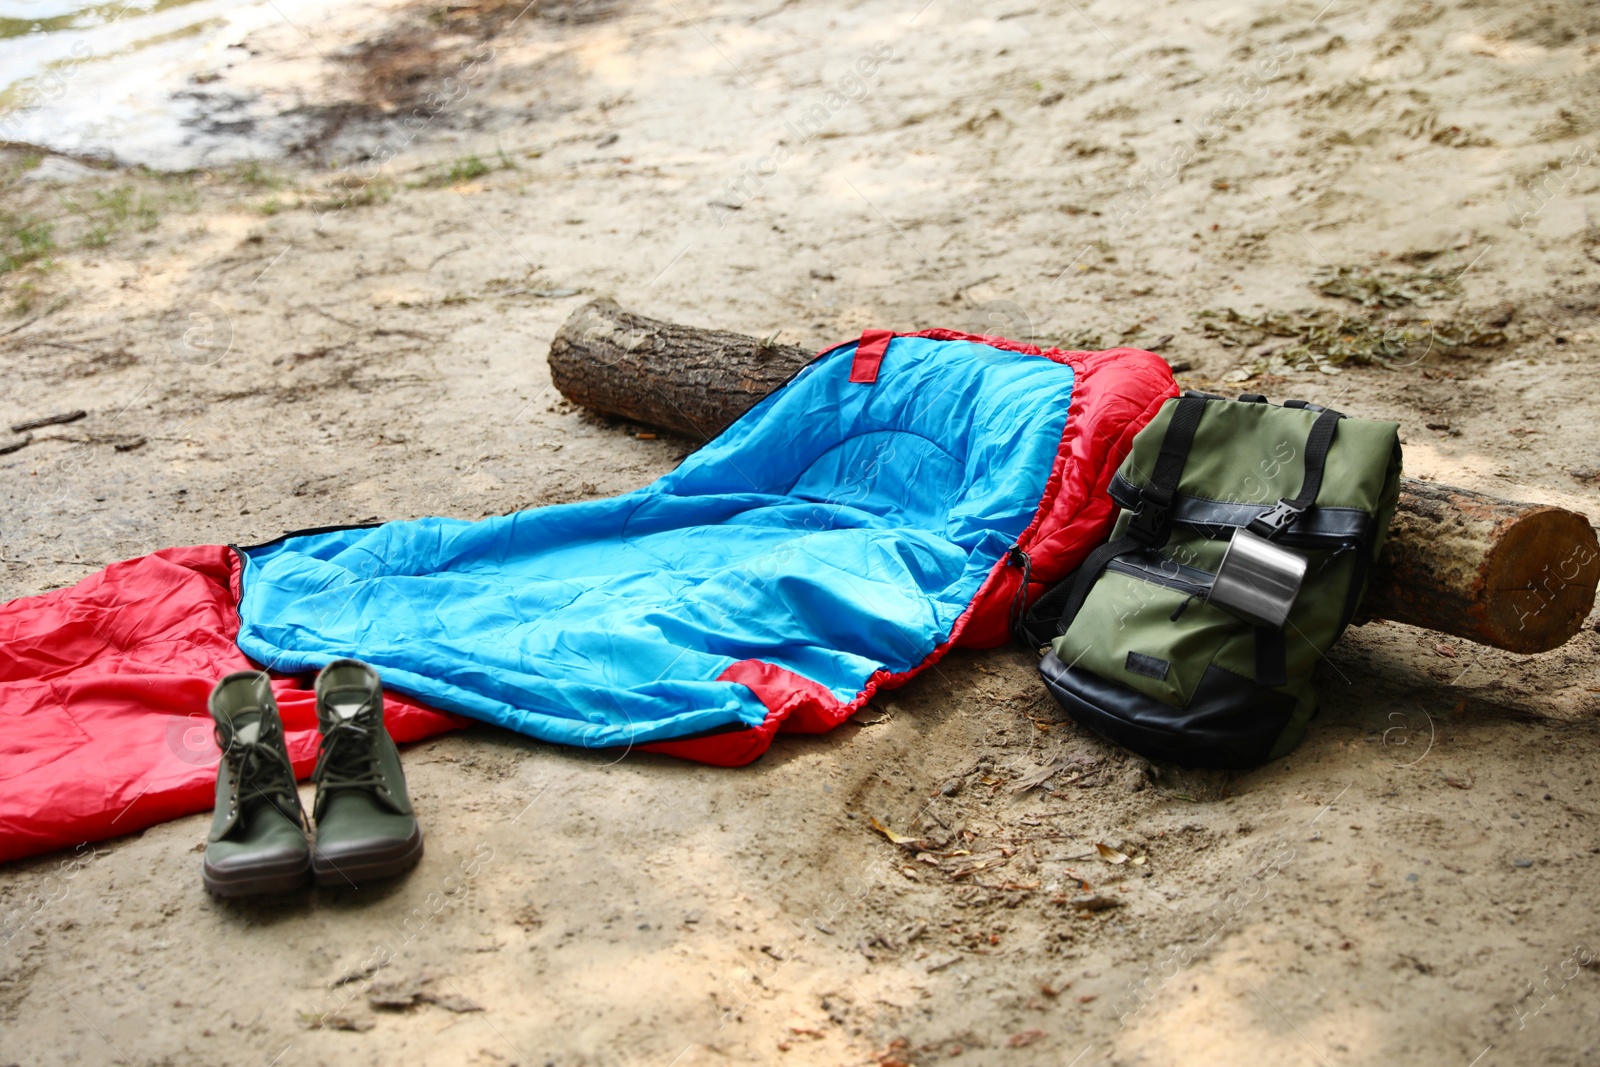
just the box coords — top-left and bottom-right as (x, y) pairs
(1021, 391), (1402, 768)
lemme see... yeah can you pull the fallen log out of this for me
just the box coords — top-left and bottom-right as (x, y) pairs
(549, 299), (814, 440)
(549, 299), (1599, 653)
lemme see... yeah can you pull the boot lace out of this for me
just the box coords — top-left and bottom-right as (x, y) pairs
(312, 705), (386, 794)
(215, 716), (301, 823)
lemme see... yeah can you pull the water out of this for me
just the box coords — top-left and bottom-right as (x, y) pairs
(0, 0), (384, 168)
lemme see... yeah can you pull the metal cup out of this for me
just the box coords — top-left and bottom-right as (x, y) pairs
(1205, 527), (1308, 628)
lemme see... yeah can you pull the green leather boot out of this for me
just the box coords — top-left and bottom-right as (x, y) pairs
(202, 672), (311, 897)
(310, 659), (423, 887)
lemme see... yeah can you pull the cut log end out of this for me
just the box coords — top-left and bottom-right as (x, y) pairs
(1364, 482), (1599, 654)
(1482, 507), (1599, 653)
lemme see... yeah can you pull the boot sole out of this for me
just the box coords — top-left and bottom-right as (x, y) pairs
(202, 854), (312, 898)
(312, 826), (424, 888)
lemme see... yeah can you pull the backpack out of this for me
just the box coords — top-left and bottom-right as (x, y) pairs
(1019, 391), (1403, 769)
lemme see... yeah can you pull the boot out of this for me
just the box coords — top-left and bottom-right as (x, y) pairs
(310, 659), (423, 887)
(203, 671), (311, 897)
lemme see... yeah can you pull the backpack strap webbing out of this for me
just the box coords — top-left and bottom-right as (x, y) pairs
(1255, 625), (1289, 688)
(1246, 409), (1342, 539)
(1249, 407), (1341, 687)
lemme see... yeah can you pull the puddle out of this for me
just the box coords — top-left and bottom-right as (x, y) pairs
(0, 0), (625, 171)
(0, 0), (416, 169)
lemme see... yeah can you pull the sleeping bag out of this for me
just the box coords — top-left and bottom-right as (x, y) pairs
(0, 328), (1176, 862)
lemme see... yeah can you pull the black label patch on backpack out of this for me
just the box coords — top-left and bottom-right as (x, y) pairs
(1124, 651), (1170, 680)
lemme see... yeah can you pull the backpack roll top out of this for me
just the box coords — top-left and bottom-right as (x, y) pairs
(1024, 391), (1402, 769)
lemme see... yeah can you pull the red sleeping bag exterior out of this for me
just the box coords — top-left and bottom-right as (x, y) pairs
(0, 332), (1174, 864)
(0, 546), (464, 864)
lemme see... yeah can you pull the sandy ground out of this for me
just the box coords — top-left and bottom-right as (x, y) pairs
(3, 0), (1600, 1064)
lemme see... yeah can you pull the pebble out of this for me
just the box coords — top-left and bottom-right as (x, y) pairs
(1512, 858), (1533, 869)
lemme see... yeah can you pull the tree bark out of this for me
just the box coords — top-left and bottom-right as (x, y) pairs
(548, 299), (813, 439)
(548, 300), (1599, 653)
(1364, 481), (1598, 653)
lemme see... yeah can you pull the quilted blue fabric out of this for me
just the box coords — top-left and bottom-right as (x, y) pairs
(235, 336), (1076, 750)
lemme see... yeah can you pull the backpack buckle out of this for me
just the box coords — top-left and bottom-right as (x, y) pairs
(1127, 489), (1173, 547)
(1247, 499), (1305, 540)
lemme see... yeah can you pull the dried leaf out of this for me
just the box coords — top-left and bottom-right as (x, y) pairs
(1010, 757), (1065, 794)
(869, 817), (921, 847)
(1198, 301), (1504, 376)
(875, 1037), (913, 1067)
(1095, 842), (1130, 864)
(1312, 265), (1462, 308)
(1007, 1029), (1047, 1048)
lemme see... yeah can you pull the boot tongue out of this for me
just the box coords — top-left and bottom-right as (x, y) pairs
(322, 688), (377, 727)
(329, 699), (364, 722)
(223, 709), (268, 747)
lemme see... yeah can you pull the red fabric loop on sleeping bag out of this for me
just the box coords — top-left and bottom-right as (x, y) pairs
(848, 328), (895, 383)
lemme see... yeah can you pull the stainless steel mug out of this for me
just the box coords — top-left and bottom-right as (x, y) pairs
(1205, 527), (1307, 629)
